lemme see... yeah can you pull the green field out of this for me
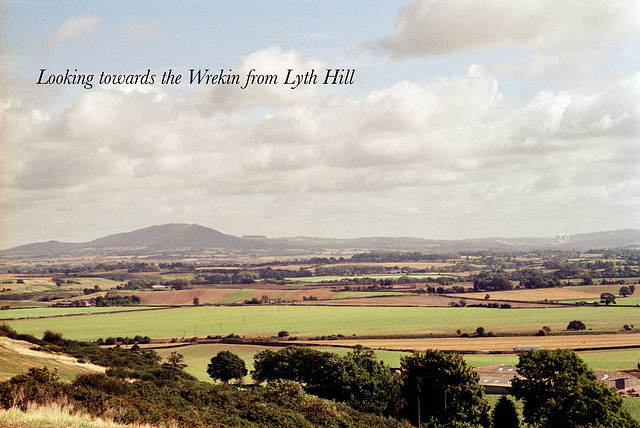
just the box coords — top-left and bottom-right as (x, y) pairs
(0, 306), (157, 320)
(4, 305), (640, 342)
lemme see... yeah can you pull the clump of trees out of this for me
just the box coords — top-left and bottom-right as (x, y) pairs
(472, 272), (513, 291)
(253, 346), (400, 415)
(253, 345), (492, 425)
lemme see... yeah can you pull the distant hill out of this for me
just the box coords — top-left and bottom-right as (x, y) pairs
(2, 224), (639, 257)
(2, 224), (264, 256)
(87, 223), (253, 250)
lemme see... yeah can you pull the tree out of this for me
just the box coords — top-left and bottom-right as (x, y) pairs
(600, 292), (616, 305)
(619, 286), (632, 297)
(192, 296), (200, 306)
(491, 395), (519, 428)
(511, 349), (638, 428)
(400, 350), (489, 427)
(164, 351), (186, 371)
(207, 350), (247, 383)
(567, 320), (586, 331)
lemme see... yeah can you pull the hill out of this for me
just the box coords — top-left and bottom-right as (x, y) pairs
(0, 336), (104, 381)
(2, 224), (639, 257)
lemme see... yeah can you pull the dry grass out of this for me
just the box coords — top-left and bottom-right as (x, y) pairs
(302, 332), (640, 353)
(0, 336), (105, 381)
(0, 402), (164, 428)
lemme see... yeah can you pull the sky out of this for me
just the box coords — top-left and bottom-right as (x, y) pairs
(1, 0), (639, 248)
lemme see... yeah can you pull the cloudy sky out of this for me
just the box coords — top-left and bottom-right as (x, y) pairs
(2, 0), (639, 248)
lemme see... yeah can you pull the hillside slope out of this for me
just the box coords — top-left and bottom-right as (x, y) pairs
(0, 336), (104, 381)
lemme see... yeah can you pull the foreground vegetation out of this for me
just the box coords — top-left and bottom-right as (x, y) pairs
(0, 326), (407, 427)
(0, 324), (637, 427)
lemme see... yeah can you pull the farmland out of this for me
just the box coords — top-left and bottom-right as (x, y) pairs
(2, 248), (640, 387)
(4, 304), (640, 342)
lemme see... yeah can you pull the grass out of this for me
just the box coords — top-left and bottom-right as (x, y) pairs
(5, 305), (640, 342)
(219, 289), (254, 304)
(0, 306), (157, 320)
(0, 403), (158, 428)
(623, 397), (640, 423)
(0, 336), (105, 382)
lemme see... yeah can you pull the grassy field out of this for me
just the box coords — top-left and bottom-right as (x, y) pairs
(0, 306), (157, 320)
(4, 305), (640, 342)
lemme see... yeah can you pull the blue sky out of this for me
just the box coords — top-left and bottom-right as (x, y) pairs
(2, 1), (639, 247)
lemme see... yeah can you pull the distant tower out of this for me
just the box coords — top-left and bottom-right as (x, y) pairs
(556, 227), (570, 244)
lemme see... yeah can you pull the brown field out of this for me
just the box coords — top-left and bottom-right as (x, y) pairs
(301, 333), (640, 353)
(297, 294), (555, 308)
(463, 287), (601, 302)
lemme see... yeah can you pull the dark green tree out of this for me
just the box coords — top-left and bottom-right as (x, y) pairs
(600, 293), (617, 305)
(619, 286), (632, 297)
(511, 349), (638, 428)
(315, 347), (398, 415)
(400, 350), (489, 427)
(491, 395), (519, 428)
(207, 351), (247, 383)
(567, 320), (586, 331)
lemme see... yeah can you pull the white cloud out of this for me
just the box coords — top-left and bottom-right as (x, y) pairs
(5, 57), (638, 244)
(47, 15), (100, 48)
(377, 0), (638, 56)
(371, 0), (640, 78)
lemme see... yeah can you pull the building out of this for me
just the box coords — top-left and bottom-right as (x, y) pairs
(474, 365), (640, 395)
